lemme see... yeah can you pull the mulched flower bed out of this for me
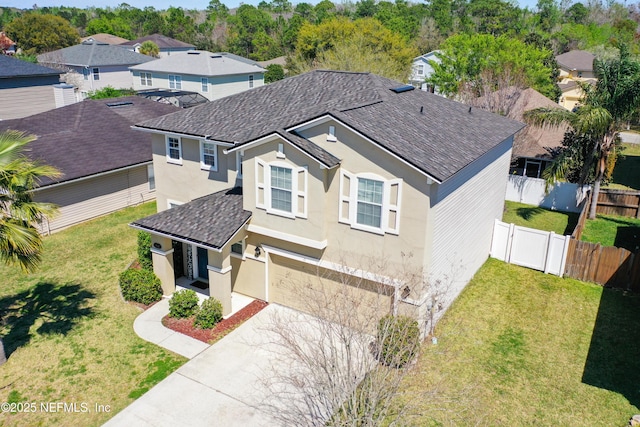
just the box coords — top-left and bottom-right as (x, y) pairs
(162, 300), (268, 344)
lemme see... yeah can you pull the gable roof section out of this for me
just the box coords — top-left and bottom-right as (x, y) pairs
(0, 96), (178, 187)
(119, 34), (195, 49)
(130, 51), (265, 77)
(131, 187), (252, 251)
(37, 41), (154, 67)
(134, 70), (523, 183)
(0, 55), (60, 78)
(82, 33), (129, 45)
(556, 50), (595, 72)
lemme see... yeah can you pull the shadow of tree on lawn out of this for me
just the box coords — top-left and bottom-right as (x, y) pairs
(582, 287), (640, 408)
(0, 282), (95, 358)
(516, 206), (546, 221)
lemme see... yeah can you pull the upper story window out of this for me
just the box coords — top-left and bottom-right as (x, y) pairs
(147, 164), (155, 190)
(255, 158), (307, 219)
(169, 74), (182, 89)
(201, 77), (208, 92)
(248, 75), (254, 88)
(417, 64), (424, 76)
(339, 170), (402, 235)
(577, 71), (583, 78)
(83, 68), (89, 80)
(140, 72), (152, 86)
(166, 136), (182, 165)
(93, 68), (100, 81)
(236, 151), (244, 179)
(200, 141), (217, 171)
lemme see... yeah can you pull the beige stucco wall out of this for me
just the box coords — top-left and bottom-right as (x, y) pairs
(151, 134), (238, 211)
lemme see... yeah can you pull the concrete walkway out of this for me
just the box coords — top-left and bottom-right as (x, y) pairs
(133, 298), (209, 359)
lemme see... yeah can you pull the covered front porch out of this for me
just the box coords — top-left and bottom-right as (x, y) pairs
(130, 187), (254, 317)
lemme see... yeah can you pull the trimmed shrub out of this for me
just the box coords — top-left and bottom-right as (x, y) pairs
(137, 231), (153, 271)
(119, 268), (162, 305)
(169, 289), (199, 318)
(194, 297), (224, 329)
(376, 315), (420, 368)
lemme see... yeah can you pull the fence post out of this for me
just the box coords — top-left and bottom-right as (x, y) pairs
(506, 222), (515, 263)
(543, 232), (555, 274)
(559, 235), (571, 278)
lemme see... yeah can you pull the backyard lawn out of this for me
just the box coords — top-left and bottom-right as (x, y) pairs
(397, 258), (640, 426)
(502, 200), (579, 235)
(0, 202), (185, 427)
(606, 143), (640, 191)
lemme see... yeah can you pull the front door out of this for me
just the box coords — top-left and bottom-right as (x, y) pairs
(197, 246), (209, 280)
(172, 240), (184, 279)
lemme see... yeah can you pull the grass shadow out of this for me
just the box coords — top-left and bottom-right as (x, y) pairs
(582, 288), (640, 408)
(515, 206), (547, 221)
(610, 154), (640, 190)
(564, 212), (580, 235)
(614, 227), (640, 253)
(0, 282), (95, 358)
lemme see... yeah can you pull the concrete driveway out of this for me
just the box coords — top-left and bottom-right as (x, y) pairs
(103, 304), (299, 427)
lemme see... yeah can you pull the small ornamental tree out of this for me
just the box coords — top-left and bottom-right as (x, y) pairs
(169, 289), (199, 318)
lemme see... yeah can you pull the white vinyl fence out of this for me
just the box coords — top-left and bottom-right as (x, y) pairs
(490, 219), (571, 276)
(505, 175), (588, 213)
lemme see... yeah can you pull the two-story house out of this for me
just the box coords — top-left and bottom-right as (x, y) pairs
(37, 40), (154, 99)
(119, 34), (195, 57)
(130, 71), (523, 332)
(556, 50), (596, 111)
(129, 51), (265, 102)
(409, 50), (441, 93)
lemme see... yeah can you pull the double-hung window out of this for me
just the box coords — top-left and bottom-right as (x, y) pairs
(92, 68), (100, 81)
(200, 141), (217, 171)
(140, 72), (152, 86)
(248, 75), (254, 88)
(166, 136), (182, 164)
(201, 77), (208, 92)
(169, 74), (182, 89)
(270, 166), (292, 213)
(339, 170), (402, 235)
(417, 64), (424, 76)
(255, 158), (307, 219)
(83, 68), (89, 80)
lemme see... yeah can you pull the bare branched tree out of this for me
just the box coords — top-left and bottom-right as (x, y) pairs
(258, 253), (451, 427)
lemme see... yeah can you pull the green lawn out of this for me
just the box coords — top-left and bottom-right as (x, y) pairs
(582, 214), (640, 251)
(605, 143), (640, 191)
(397, 258), (640, 426)
(0, 203), (185, 427)
(503, 201), (579, 235)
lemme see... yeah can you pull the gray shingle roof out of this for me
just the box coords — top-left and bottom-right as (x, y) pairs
(556, 50), (595, 72)
(0, 96), (178, 186)
(0, 55), (60, 78)
(37, 41), (154, 67)
(135, 70), (524, 182)
(119, 34), (195, 49)
(130, 51), (265, 77)
(131, 187), (252, 250)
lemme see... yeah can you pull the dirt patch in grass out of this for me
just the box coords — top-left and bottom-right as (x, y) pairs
(162, 300), (268, 344)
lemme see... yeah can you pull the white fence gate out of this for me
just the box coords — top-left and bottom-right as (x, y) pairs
(490, 219), (571, 277)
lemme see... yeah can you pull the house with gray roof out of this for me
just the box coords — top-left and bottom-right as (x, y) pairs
(409, 50), (441, 93)
(130, 70), (523, 334)
(130, 51), (266, 102)
(37, 41), (154, 98)
(119, 34), (195, 57)
(0, 96), (178, 233)
(0, 55), (62, 120)
(555, 50), (596, 111)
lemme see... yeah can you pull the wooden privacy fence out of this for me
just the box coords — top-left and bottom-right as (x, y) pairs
(564, 239), (640, 292)
(596, 189), (640, 218)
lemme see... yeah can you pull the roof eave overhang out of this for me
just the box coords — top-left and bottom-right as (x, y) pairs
(131, 126), (235, 146)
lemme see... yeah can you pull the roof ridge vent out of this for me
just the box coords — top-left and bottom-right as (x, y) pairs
(390, 84), (415, 93)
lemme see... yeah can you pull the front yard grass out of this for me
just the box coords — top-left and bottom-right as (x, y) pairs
(0, 202), (186, 427)
(503, 200), (579, 235)
(397, 258), (640, 426)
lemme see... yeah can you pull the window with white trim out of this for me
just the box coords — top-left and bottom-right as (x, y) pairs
(231, 240), (244, 256)
(236, 151), (244, 178)
(255, 158), (307, 219)
(417, 64), (424, 76)
(147, 164), (155, 190)
(140, 72), (152, 86)
(339, 170), (402, 235)
(92, 67), (100, 81)
(200, 141), (217, 170)
(83, 68), (89, 80)
(201, 77), (208, 92)
(248, 74), (254, 88)
(166, 136), (182, 164)
(169, 74), (182, 89)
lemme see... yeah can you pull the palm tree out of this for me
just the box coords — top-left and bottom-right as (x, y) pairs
(524, 45), (640, 219)
(139, 40), (160, 58)
(0, 130), (60, 272)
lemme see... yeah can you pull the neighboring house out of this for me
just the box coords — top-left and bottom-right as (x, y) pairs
(129, 51), (266, 101)
(130, 70), (523, 333)
(81, 33), (130, 45)
(409, 50), (441, 93)
(0, 31), (16, 55)
(119, 34), (195, 57)
(556, 50), (596, 111)
(37, 41), (154, 98)
(0, 97), (178, 233)
(0, 55), (62, 120)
